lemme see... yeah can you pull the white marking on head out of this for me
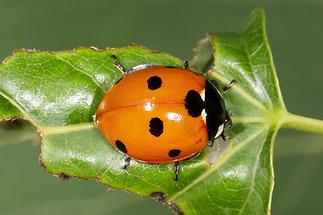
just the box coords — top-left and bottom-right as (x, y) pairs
(214, 123), (224, 139)
(201, 109), (207, 124)
(200, 89), (205, 102)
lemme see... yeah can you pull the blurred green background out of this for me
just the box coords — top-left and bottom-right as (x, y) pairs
(0, 0), (322, 214)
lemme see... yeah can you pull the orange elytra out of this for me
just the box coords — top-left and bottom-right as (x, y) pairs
(95, 56), (231, 167)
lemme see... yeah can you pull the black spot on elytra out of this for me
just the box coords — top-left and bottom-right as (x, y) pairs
(147, 76), (162, 90)
(115, 140), (127, 153)
(149, 117), (163, 137)
(184, 90), (204, 117)
(168, 149), (181, 157)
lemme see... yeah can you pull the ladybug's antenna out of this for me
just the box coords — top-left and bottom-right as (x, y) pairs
(111, 55), (127, 74)
(222, 80), (236, 93)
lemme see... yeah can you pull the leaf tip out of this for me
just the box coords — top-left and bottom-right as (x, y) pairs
(239, 7), (266, 32)
(252, 7), (266, 16)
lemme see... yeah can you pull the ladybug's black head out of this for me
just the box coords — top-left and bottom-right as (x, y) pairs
(205, 80), (228, 141)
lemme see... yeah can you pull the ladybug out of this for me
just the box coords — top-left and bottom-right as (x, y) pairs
(95, 55), (232, 180)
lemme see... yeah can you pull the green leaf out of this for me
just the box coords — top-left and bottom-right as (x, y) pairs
(0, 96), (21, 120)
(173, 8), (285, 214)
(3, 8), (320, 215)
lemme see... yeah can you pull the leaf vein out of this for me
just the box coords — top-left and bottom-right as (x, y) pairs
(0, 89), (36, 125)
(209, 71), (267, 111)
(55, 55), (105, 93)
(238, 134), (265, 214)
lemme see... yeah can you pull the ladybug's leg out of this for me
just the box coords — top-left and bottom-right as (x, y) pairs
(221, 133), (228, 141)
(208, 139), (215, 147)
(174, 161), (180, 181)
(184, 60), (189, 69)
(111, 55), (127, 74)
(122, 157), (132, 170)
(222, 80), (236, 93)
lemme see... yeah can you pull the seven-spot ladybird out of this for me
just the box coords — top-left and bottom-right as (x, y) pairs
(95, 55), (232, 180)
